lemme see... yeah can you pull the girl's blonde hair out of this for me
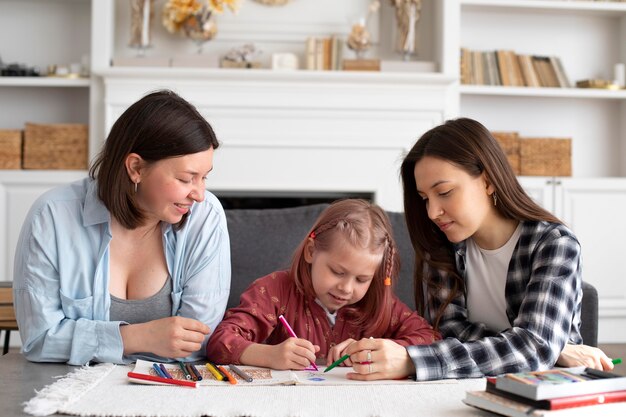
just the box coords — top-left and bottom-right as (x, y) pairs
(290, 199), (400, 336)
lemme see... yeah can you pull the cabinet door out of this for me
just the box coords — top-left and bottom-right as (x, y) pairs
(518, 176), (554, 213)
(558, 177), (626, 343)
(0, 172), (85, 283)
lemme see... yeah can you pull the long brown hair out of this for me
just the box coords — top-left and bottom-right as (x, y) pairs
(400, 117), (561, 330)
(290, 199), (400, 336)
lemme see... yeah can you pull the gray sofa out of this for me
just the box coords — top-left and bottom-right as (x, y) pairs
(225, 204), (599, 347)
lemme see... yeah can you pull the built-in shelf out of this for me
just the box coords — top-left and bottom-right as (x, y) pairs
(0, 77), (91, 87)
(460, 85), (626, 100)
(461, 0), (626, 16)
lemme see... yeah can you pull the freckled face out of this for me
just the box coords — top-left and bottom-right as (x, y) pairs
(135, 148), (214, 225)
(413, 156), (494, 243)
(304, 236), (382, 313)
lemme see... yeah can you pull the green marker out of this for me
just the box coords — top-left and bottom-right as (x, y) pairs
(324, 353), (350, 373)
(613, 358), (622, 365)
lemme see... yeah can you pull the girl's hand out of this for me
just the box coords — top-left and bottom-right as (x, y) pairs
(326, 338), (357, 367)
(268, 338), (320, 370)
(344, 337), (416, 381)
(557, 344), (614, 371)
(121, 316), (210, 358)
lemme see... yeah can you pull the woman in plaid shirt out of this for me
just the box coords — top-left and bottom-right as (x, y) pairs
(343, 118), (614, 381)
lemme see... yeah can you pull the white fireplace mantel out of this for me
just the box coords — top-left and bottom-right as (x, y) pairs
(95, 68), (457, 211)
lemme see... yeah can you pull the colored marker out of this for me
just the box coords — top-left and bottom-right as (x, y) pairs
(190, 364), (203, 381)
(217, 365), (238, 385)
(278, 314), (319, 371)
(324, 353), (350, 373)
(229, 364), (254, 382)
(178, 361), (192, 380)
(206, 362), (225, 381)
(153, 363), (167, 378)
(128, 371), (197, 388)
(613, 358), (622, 365)
(185, 363), (198, 381)
(159, 363), (173, 379)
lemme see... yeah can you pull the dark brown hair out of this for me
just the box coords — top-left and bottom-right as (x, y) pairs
(89, 90), (219, 229)
(290, 199), (400, 336)
(400, 117), (561, 329)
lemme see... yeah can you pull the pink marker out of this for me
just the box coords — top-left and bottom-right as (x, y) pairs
(278, 314), (319, 371)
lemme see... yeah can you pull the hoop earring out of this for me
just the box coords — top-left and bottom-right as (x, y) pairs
(492, 192), (497, 206)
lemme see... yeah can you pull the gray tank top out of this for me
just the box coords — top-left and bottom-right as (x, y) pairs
(109, 278), (173, 324)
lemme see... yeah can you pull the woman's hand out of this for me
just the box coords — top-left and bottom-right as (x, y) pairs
(557, 344), (614, 371)
(120, 316), (210, 358)
(326, 338), (357, 367)
(344, 337), (416, 381)
(240, 338), (320, 370)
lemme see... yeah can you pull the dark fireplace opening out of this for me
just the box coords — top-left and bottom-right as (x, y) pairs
(215, 191), (374, 210)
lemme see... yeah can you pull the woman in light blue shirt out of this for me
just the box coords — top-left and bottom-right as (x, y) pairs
(13, 90), (231, 365)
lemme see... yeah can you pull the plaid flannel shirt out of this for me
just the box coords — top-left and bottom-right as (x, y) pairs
(407, 221), (583, 381)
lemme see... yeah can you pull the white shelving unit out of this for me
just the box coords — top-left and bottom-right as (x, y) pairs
(459, 0), (626, 342)
(1, 0), (625, 342)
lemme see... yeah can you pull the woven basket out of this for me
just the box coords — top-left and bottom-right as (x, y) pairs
(520, 137), (571, 176)
(23, 123), (88, 169)
(492, 131), (521, 175)
(0, 130), (22, 169)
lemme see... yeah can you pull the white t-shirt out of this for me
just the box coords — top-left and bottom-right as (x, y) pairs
(466, 223), (523, 333)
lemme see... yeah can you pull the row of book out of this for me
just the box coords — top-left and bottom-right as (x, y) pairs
(305, 36), (344, 71)
(464, 367), (626, 416)
(460, 48), (571, 88)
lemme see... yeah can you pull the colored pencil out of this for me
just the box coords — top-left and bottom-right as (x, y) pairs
(153, 363), (166, 378)
(178, 361), (192, 380)
(128, 371), (197, 388)
(159, 363), (173, 379)
(185, 363), (198, 381)
(205, 362), (225, 381)
(324, 353), (350, 373)
(217, 365), (238, 385)
(278, 314), (319, 371)
(229, 364), (253, 382)
(190, 364), (203, 381)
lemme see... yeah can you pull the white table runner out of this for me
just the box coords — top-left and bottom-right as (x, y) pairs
(24, 363), (488, 417)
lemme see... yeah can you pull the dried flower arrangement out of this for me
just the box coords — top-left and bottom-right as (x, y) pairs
(162, 0), (240, 34)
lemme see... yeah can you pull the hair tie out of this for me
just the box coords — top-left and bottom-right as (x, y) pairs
(309, 231), (316, 239)
(384, 276), (391, 286)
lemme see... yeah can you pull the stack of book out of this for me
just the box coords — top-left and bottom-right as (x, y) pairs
(464, 368), (626, 416)
(460, 48), (570, 88)
(304, 36), (344, 71)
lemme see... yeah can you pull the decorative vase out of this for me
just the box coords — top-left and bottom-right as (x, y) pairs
(129, 0), (154, 56)
(182, 9), (217, 54)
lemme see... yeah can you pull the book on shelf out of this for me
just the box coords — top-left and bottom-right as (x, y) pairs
(464, 389), (626, 417)
(494, 367), (626, 401)
(550, 56), (571, 88)
(533, 56), (561, 88)
(485, 377), (626, 411)
(518, 54), (541, 87)
(305, 36), (343, 71)
(127, 359), (416, 387)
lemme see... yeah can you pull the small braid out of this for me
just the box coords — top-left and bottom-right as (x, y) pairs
(383, 235), (394, 286)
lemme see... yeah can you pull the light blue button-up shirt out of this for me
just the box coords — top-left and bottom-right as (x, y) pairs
(13, 177), (231, 365)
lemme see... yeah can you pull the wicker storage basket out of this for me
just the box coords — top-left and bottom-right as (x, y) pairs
(23, 123), (88, 169)
(520, 137), (571, 176)
(492, 131), (521, 175)
(0, 130), (22, 169)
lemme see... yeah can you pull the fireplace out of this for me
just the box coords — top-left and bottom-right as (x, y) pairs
(97, 68), (456, 211)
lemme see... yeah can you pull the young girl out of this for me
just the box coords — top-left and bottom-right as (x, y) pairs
(343, 117), (614, 381)
(206, 199), (439, 370)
